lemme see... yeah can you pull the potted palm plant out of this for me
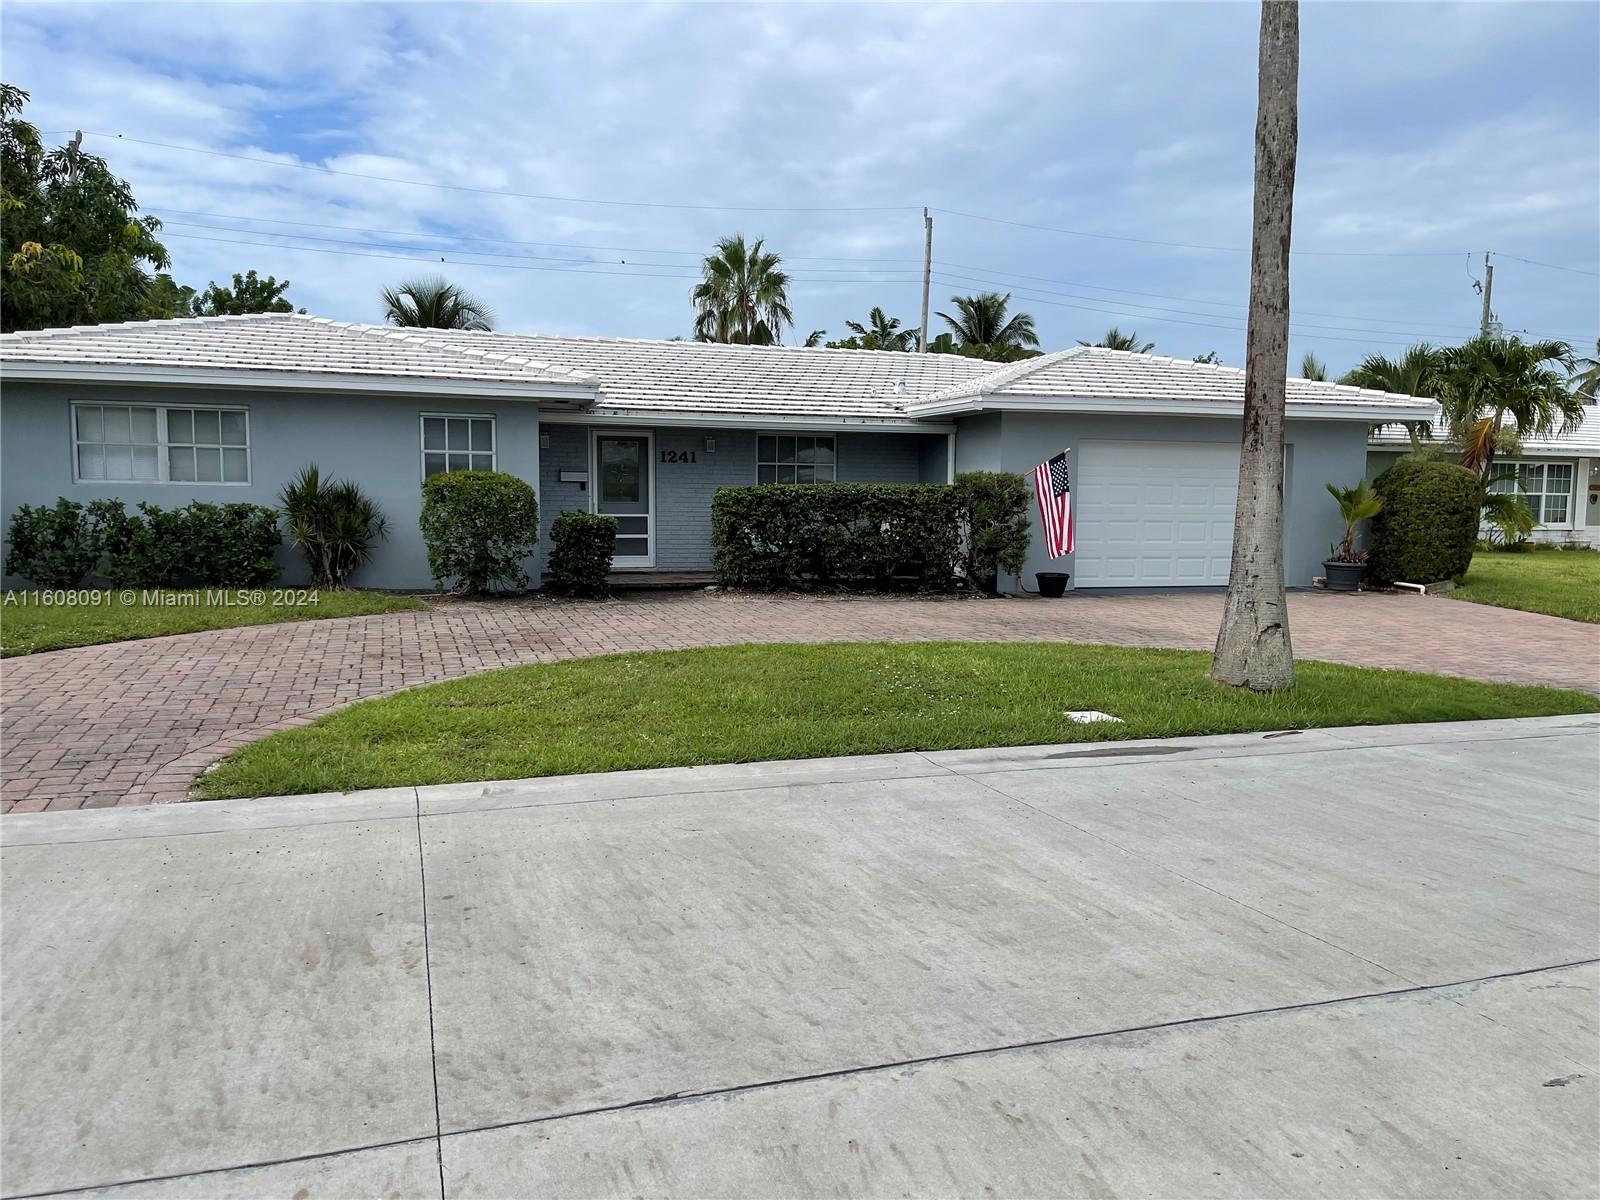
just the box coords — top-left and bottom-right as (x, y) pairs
(1324, 481), (1382, 592)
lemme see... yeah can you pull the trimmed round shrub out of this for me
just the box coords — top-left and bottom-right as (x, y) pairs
(420, 470), (540, 594)
(546, 511), (617, 599)
(1367, 458), (1480, 586)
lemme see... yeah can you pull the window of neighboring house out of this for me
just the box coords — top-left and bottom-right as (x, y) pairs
(421, 415), (495, 477)
(1488, 461), (1575, 524)
(757, 434), (836, 483)
(73, 403), (249, 483)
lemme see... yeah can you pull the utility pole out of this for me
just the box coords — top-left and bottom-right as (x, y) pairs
(919, 208), (933, 352)
(1479, 251), (1495, 336)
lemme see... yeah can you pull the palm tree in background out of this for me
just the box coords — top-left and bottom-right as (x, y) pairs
(1338, 344), (1443, 396)
(691, 235), (793, 345)
(1571, 338), (1600, 403)
(380, 277), (494, 330)
(1434, 335), (1578, 478)
(1081, 327), (1154, 353)
(1299, 351), (1326, 380)
(937, 292), (1040, 360)
(842, 306), (917, 352)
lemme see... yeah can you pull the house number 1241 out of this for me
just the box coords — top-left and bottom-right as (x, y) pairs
(659, 450), (698, 464)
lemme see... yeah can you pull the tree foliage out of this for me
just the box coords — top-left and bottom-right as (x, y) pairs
(1, 84), (171, 331)
(826, 306), (916, 351)
(191, 270), (299, 316)
(1080, 327), (1153, 353)
(692, 234), (792, 345)
(935, 292), (1040, 362)
(1434, 335), (1579, 477)
(381, 276), (494, 330)
(1338, 343), (1443, 397)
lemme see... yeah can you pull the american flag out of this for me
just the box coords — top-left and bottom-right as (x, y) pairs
(1031, 451), (1075, 557)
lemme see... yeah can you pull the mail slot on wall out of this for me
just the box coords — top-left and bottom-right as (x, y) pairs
(559, 470), (589, 489)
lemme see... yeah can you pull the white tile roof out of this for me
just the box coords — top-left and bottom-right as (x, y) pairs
(2, 315), (1436, 422)
(0, 313), (597, 392)
(909, 346), (1438, 415)
(415, 329), (996, 418)
(1368, 403), (1600, 456)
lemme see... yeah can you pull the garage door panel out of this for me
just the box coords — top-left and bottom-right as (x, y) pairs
(1075, 442), (1240, 588)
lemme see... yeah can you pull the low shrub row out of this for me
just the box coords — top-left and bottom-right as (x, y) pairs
(4, 498), (282, 588)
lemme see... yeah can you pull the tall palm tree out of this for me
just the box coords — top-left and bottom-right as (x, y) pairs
(1434, 335), (1579, 478)
(1080, 327), (1154, 353)
(380, 277), (494, 330)
(1299, 351), (1326, 380)
(843, 306), (916, 352)
(1338, 344), (1443, 396)
(936, 292), (1039, 359)
(1571, 338), (1600, 403)
(1213, 0), (1298, 693)
(691, 234), (792, 345)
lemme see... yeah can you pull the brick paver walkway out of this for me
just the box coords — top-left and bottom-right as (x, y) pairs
(3, 590), (1596, 812)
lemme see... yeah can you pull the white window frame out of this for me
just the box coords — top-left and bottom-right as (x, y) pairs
(420, 412), (497, 479)
(1489, 459), (1577, 529)
(70, 401), (251, 485)
(756, 432), (838, 484)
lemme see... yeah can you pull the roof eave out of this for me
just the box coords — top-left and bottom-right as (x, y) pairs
(0, 361), (599, 402)
(904, 395), (1436, 422)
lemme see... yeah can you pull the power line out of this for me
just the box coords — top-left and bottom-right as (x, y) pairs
(81, 131), (919, 214)
(1491, 253), (1600, 279)
(152, 208), (923, 264)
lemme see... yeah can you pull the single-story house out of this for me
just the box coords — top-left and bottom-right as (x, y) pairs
(1, 313), (1435, 592)
(1367, 407), (1600, 548)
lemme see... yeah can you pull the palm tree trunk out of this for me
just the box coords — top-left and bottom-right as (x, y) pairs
(1213, 0), (1298, 692)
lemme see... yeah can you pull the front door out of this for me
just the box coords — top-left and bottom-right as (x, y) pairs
(593, 432), (653, 567)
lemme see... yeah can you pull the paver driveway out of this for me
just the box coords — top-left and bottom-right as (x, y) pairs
(2, 589), (1597, 811)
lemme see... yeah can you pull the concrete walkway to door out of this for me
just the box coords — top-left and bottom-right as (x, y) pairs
(2, 589), (1596, 812)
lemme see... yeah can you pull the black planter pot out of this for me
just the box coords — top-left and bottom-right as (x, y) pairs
(978, 572), (1000, 597)
(1036, 571), (1071, 598)
(1323, 559), (1364, 592)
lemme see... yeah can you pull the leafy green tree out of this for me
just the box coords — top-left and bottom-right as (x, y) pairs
(381, 277), (494, 330)
(1079, 327), (1153, 353)
(936, 292), (1040, 361)
(828, 306), (915, 352)
(192, 270), (299, 316)
(1300, 351), (1326, 380)
(1571, 338), (1600, 403)
(691, 234), (792, 345)
(1338, 344), (1443, 396)
(1434, 335), (1579, 479)
(139, 274), (197, 319)
(1193, 350), (1222, 365)
(1, 84), (171, 331)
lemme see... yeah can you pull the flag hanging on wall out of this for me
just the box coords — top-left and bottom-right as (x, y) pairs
(1031, 451), (1075, 557)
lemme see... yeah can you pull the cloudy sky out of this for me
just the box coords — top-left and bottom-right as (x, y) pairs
(4, 1), (1596, 372)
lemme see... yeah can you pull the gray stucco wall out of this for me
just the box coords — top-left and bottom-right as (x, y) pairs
(0, 382), (541, 589)
(975, 412), (1368, 593)
(536, 423), (947, 572)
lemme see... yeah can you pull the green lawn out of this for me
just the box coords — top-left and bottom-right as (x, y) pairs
(1449, 549), (1600, 624)
(0, 589), (427, 657)
(194, 641), (1599, 799)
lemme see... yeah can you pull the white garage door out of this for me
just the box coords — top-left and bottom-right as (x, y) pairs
(1073, 441), (1239, 587)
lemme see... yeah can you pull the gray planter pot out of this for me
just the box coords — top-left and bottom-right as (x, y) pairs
(1323, 559), (1364, 592)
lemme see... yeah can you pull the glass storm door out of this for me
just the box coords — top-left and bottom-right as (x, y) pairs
(594, 432), (653, 566)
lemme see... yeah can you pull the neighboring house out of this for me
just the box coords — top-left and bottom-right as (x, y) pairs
(1, 314), (1432, 592)
(1368, 406), (1600, 548)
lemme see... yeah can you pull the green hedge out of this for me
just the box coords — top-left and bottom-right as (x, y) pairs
(954, 471), (1031, 591)
(420, 470), (540, 593)
(1367, 459), (1480, 585)
(4, 498), (281, 588)
(711, 483), (962, 591)
(546, 511), (617, 599)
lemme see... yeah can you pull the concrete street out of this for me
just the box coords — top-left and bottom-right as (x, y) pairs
(2, 715), (1597, 1198)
